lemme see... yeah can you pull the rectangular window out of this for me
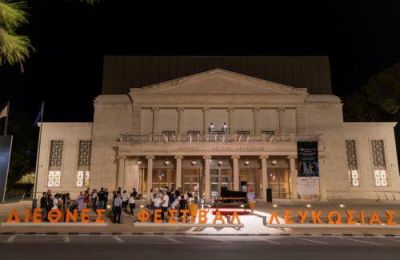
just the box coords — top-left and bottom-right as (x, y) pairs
(371, 140), (388, 187)
(76, 140), (91, 187)
(47, 140), (63, 187)
(345, 140), (359, 187)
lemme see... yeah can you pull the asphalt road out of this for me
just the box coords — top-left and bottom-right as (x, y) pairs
(1, 234), (400, 260)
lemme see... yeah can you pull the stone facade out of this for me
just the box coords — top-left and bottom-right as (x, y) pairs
(36, 69), (400, 201)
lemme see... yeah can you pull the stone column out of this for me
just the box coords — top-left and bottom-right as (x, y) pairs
(152, 107), (159, 136)
(228, 107), (235, 134)
(253, 107), (260, 135)
(146, 155), (154, 200)
(117, 156), (126, 190)
(260, 155), (269, 200)
(203, 107), (209, 135)
(288, 155), (297, 199)
(175, 155), (183, 189)
(277, 108), (285, 136)
(203, 155), (211, 201)
(232, 155), (240, 191)
(177, 108), (184, 139)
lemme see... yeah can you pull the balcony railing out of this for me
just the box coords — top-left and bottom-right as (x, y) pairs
(119, 133), (320, 145)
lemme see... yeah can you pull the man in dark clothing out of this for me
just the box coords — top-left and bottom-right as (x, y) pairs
(132, 188), (137, 198)
(40, 193), (48, 221)
(97, 188), (106, 209)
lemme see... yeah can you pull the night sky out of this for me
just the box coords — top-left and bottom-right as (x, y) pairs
(1, 0), (400, 122)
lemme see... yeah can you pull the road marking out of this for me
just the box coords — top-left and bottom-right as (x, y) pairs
(6, 235), (16, 243)
(253, 236), (281, 245)
(294, 237), (329, 245)
(64, 235), (70, 243)
(203, 236), (227, 243)
(340, 237), (383, 246)
(112, 235), (125, 243)
(164, 236), (183, 244)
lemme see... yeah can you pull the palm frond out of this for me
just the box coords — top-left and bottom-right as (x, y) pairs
(0, 0), (28, 30)
(0, 27), (32, 66)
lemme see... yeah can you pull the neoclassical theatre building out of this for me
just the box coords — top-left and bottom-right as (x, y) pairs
(36, 56), (400, 201)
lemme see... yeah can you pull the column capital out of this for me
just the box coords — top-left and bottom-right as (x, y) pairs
(259, 155), (269, 159)
(177, 107), (184, 112)
(117, 155), (127, 160)
(202, 107), (210, 112)
(146, 155), (155, 160)
(277, 107), (286, 112)
(287, 155), (297, 159)
(203, 155), (212, 160)
(231, 155), (240, 159)
(252, 107), (260, 112)
(228, 107), (235, 112)
(151, 107), (159, 112)
(175, 155), (184, 160)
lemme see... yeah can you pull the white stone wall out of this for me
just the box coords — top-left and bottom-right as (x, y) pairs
(89, 95), (132, 191)
(303, 95), (349, 200)
(36, 123), (92, 198)
(342, 123), (400, 200)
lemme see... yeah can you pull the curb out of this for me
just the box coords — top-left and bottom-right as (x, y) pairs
(0, 232), (399, 237)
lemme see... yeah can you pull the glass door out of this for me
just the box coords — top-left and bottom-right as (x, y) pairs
(267, 168), (291, 199)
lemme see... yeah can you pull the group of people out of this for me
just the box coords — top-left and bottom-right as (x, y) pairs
(39, 190), (72, 221)
(149, 188), (199, 222)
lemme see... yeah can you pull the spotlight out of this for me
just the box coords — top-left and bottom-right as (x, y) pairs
(107, 205), (111, 209)
(244, 160), (250, 165)
(140, 205), (144, 208)
(240, 204), (245, 208)
(306, 204), (312, 208)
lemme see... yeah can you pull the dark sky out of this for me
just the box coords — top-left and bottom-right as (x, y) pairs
(1, 0), (400, 122)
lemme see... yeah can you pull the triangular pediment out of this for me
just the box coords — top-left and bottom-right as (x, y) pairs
(131, 69), (308, 96)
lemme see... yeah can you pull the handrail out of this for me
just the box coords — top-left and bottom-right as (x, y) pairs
(119, 133), (320, 145)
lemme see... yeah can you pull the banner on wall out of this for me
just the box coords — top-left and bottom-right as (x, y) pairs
(297, 141), (319, 198)
(297, 141), (319, 177)
(0, 136), (13, 202)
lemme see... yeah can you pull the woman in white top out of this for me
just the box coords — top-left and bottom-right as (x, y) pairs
(128, 194), (136, 216)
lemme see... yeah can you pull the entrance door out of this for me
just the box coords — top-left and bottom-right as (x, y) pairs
(239, 168), (260, 198)
(210, 168), (233, 199)
(267, 168), (291, 199)
(182, 168), (203, 198)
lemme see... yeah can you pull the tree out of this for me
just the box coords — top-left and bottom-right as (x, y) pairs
(0, 0), (32, 69)
(0, 0), (98, 69)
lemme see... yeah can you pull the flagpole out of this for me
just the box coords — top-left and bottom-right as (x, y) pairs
(3, 101), (9, 136)
(32, 102), (44, 210)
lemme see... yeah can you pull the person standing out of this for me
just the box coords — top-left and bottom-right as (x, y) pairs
(247, 188), (256, 212)
(91, 189), (98, 211)
(104, 188), (109, 209)
(97, 188), (105, 210)
(113, 193), (122, 224)
(161, 191), (169, 221)
(76, 192), (85, 215)
(132, 188), (137, 198)
(129, 193), (136, 216)
(40, 192), (48, 222)
(122, 190), (129, 212)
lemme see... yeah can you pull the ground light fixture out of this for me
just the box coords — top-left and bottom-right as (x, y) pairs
(339, 204), (345, 208)
(306, 204), (312, 208)
(273, 204), (278, 208)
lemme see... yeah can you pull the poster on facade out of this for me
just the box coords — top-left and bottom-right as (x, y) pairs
(0, 136), (13, 202)
(297, 177), (320, 198)
(297, 141), (319, 177)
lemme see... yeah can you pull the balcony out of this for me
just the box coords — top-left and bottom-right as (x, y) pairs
(119, 133), (320, 145)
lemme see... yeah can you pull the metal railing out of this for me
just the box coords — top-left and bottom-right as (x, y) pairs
(119, 133), (320, 145)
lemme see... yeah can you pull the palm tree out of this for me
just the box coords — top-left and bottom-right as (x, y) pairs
(0, 0), (97, 70)
(0, 0), (32, 70)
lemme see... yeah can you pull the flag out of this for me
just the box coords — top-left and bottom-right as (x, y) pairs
(0, 104), (8, 119)
(33, 102), (44, 126)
